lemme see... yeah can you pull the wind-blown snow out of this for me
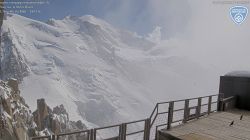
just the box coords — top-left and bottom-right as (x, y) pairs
(1, 13), (217, 128)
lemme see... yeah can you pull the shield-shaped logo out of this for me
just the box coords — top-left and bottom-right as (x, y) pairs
(230, 6), (248, 24)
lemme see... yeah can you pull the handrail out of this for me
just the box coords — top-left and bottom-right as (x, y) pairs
(126, 130), (144, 136)
(32, 94), (220, 140)
(94, 124), (120, 130)
(125, 118), (146, 125)
(218, 95), (236, 111)
(57, 130), (90, 136)
(222, 96), (235, 102)
(31, 135), (51, 139)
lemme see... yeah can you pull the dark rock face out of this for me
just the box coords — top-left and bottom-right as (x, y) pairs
(33, 98), (50, 131)
(33, 99), (61, 133)
(75, 120), (86, 130)
(7, 79), (20, 95)
(0, 31), (29, 81)
(53, 104), (69, 120)
(33, 99), (87, 135)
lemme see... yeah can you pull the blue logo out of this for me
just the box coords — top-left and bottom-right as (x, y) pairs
(230, 6), (248, 24)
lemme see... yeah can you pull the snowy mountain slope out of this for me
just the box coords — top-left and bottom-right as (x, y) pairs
(0, 13), (217, 128)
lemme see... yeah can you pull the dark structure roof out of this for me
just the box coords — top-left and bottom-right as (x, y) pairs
(220, 72), (250, 111)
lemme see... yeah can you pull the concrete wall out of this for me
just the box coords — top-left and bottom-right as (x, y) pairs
(219, 76), (250, 110)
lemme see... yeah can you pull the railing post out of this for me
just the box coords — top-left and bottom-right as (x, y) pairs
(51, 135), (56, 140)
(87, 130), (91, 140)
(144, 118), (151, 140)
(89, 129), (95, 140)
(123, 123), (127, 140)
(155, 126), (159, 140)
(156, 103), (159, 114)
(196, 98), (202, 118)
(208, 96), (212, 114)
(217, 93), (224, 111)
(118, 125), (121, 140)
(183, 99), (189, 123)
(167, 101), (174, 130)
(119, 123), (126, 140)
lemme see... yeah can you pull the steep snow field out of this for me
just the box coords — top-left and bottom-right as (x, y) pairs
(1, 13), (218, 128)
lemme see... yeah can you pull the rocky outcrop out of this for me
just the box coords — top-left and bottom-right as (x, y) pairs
(33, 99), (86, 135)
(0, 79), (87, 140)
(0, 79), (34, 140)
(33, 98), (50, 131)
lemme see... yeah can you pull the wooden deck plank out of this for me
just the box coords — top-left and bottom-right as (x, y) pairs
(161, 109), (250, 140)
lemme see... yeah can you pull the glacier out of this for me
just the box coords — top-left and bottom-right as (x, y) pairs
(0, 13), (217, 128)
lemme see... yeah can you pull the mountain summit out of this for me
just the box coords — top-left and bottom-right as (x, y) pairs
(1, 14), (215, 128)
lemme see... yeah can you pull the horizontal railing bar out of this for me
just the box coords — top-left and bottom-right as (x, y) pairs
(201, 103), (208, 106)
(156, 123), (168, 128)
(158, 111), (168, 115)
(158, 101), (170, 105)
(173, 108), (184, 112)
(126, 130), (144, 136)
(158, 94), (218, 105)
(125, 119), (147, 125)
(95, 124), (120, 130)
(57, 130), (90, 136)
(222, 96), (235, 102)
(31, 136), (50, 139)
(187, 94), (218, 101)
(172, 99), (186, 103)
(189, 106), (197, 109)
(105, 136), (119, 140)
(211, 101), (217, 104)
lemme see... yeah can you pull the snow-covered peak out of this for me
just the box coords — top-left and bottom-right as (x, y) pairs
(66, 15), (111, 27)
(1, 14), (217, 130)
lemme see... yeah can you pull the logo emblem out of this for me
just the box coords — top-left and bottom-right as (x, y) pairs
(230, 6), (248, 24)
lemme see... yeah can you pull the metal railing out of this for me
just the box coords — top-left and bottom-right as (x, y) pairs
(31, 94), (221, 140)
(149, 94), (219, 140)
(218, 95), (236, 111)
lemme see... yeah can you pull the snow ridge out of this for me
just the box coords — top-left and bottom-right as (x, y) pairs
(1, 14), (216, 128)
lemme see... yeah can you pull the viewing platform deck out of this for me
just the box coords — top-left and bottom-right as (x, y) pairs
(158, 109), (250, 140)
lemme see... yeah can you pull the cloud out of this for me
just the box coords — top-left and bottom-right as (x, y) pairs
(77, 0), (250, 74)
(99, 0), (191, 38)
(158, 0), (250, 73)
(146, 0), (191, 38)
